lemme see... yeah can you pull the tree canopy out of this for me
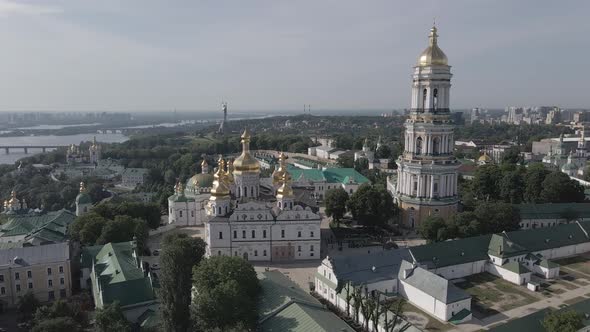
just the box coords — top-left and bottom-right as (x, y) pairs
(159, 233), (207, 332)
(191, 256), (260, 331)
(347, 184), (396, 226)
(542, 310), (584, 332)
(324, 188), (349, 226)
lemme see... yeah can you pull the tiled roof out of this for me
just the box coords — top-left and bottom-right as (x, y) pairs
(328, 249), (411, 287)
(258, 271), (354, 332)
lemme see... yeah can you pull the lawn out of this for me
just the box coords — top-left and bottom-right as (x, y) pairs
(555, 256), (590, 276)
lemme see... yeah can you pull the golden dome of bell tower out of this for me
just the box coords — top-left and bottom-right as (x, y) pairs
(417, 24), (448, 67)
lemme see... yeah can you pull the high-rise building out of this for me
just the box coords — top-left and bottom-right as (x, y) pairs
(395, 25), (459, 228)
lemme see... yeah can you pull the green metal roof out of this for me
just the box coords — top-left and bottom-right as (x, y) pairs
(410, 234), (492, 269)
(488, 233), (527, 258)
(76, 192), (92, 204)
(538, 259), (560, 269)
(517, 203), (590, 220)
(84, 241), (156, 308)
(170, 194), (195, 203)
(0, 209), (76, 243)
(288, 167), (369, 185)
(258, 271), (354, 332)
(449, 309), (471, 324)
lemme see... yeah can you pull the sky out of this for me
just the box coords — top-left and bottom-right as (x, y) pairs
(0, 0), (587, 112)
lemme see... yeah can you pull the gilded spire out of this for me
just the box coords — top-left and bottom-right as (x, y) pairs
(233, 128), (260, 173)
(272, 152), (290, 186)
(211, 157), (230, 197)
(276, 172), (294, 199)
(417, 24), (448, 66)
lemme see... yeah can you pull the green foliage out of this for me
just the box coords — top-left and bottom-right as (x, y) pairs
(472, 164), (502, 200)
(17, 291), (40, 322)
(192, 256), (260, 331)
(97, 215), (141, 245)
(347, 184), (395, 226)
(337, 154), (354, 168)
(95, 301), (130, 332)
(542, 310), (584, 332)
(540, 172), (585, 203)
(354, 158), (369, 172)
(31, 317), (80, 332)
(419, 203), (520, 242)
(92, 201), (161, 229)
(159, 233), (207, 332)
(499, 170), (524, 204)
(324, 188), (349, 225)
(524, 163), (550, 203)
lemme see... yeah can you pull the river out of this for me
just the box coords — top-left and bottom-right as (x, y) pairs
(0, 133), (128, 164)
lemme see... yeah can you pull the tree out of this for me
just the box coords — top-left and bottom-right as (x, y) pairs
(473, 164), (502, 200)
(17, 291), (40, 322)
(134, 221), (150, 254)
(542, 310), (584, 332)
(447, 212), (480, 238)
(376, 145), (392, 159)
(31, 317), (80, 332)
(501, 146), (522, 164)
(418, 216), (448, 243)
(324, 188), (349, 227)
(97, 215), (139, 245)
(499, 170), (524, 204)
(95, 301), (130, 332)
(524, 163), (550, 203)
(69, 213), (107, 245)
(192, 256), (260, 331)
(347, 185), (395, 226)
(540, 172), (585, 203)
(474, 202), (520, 234)
(382, 298), (411, 332)
(354, 158), (369, 172)
(160, 234), (207, 332)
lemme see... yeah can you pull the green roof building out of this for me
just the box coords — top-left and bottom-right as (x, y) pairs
(258, 270), (354, 332)
(81, 241), (158, 323)
(288, 167), (370, 199)
(0, 209), (76, 245)
(517, 202), (590, 229)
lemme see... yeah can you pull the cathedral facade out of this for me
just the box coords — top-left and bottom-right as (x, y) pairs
(395, 25), (459, 228)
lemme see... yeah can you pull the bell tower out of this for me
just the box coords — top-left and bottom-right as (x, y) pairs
(396, 24), (459, 228)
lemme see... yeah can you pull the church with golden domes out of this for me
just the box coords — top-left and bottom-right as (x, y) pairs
(395, 25), (460, 228)
(167, 129), (321, 261)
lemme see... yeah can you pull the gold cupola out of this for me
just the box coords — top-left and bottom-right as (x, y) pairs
(232, 128), (261, 173)
(276, 173), (294, 199)
(210, 158), (230, 198)
(417, 25), (448, 67)
(272, 152), (291, 186)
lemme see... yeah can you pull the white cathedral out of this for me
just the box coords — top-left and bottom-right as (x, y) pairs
(542, 131), (588, 178)
(168, 129), (321, 262)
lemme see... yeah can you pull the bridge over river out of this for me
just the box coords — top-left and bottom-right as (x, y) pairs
(0, 145), (69, 154)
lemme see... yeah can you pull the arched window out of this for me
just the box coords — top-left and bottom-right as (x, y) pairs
(432, 137), (440, 155)
(416, 137), (423, 154)
(218, 207), (221, 215)
(433, 88), (438, 110)
(244, 186), (248, 197)
(422, 88), (427, 111)
(251, 187), (254, 197)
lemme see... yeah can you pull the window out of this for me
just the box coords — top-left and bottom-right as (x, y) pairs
(298, 246), (301, 252)
(218, 207), (221, 215)
(310, 245), (315, 252)
(48, 291), (55, 300)
(233, 230), (237, 239)
(252, 230), (255, 238)
(0, 275), (3, 282)
(244, 186), (247, 197)
(219, 232), (223, 239)
(60, 278), (64, 285)
(297, 231), (301, 238)
(60, 289), (66, 298)
(310, 231), (314, 238)
(416, 137), (423, 154)
(0, 287), (4, 295)
(242, 230), (246, 239)
(254, 250), (258, 257)
(27, 271), (32, 279)
(234, 251), (238, 256)
(433, 137), (440, 155)
(28, 282), (33, 289)
(59, 266), (64, 274)
(179, 210), (183, 218)
(15, 272), (19, 280)
(263, 230), (267, 238)
(47, 268), (52, 276)
(281, 230), (285, 238)
(48, 280), (53, 287)
(263, 250), (267, 256)
(433, 88), (438, 110)
(251, 187), (254, 197)
(218, 251), (221, 256)
(16, 285), (21, 292)
(422, 88), (427, 111)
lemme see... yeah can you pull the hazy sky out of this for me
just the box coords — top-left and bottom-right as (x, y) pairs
(0, 0), (587, 112)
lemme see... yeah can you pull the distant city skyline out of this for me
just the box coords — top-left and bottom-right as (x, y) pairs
(0, 0), (588, 112)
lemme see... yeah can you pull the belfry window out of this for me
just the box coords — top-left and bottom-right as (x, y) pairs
(433, 137), (440, 155)
(422, 88), (427, 111)
(416, 137), (423, 155)
(433, 88), (438, 110)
